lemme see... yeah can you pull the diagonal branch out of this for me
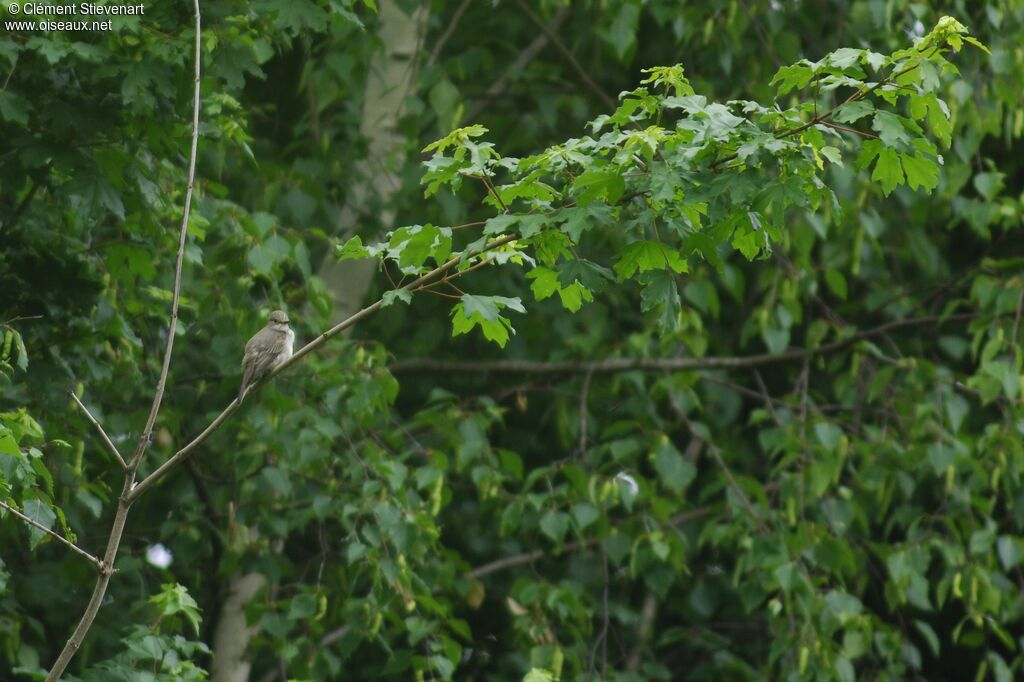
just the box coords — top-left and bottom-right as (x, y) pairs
(424, 0), (472, 69)
(510, 0), (616, 110)
(390, 312), (980, 375)
(127, 0), (204, 472)
(0, 500), (104, 571)
(69, 390), (127, 470)
(128, 233), (520, 502)
(461, 6), (569, 124)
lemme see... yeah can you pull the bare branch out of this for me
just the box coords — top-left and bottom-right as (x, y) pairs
(127, 0), (204, 472)
(511, 0), (616, 110)
(391, 313), (980, 375)
(0, 500), (104, 571)
(424, 0), (471, 69)
(461, 7), (569, 125)
(46, 2), (203, 679)
(69, 390), (127, 470)
(468, 547), (548, 579)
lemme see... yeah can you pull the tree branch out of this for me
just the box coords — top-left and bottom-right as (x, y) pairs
(46, 1), (203, 678)
(69, 390), (127, 470)
(461, 7), (569, 125)
(390, 312), (979, 375)
(424, 0), (471, 69)
(0, 500), (104, 571)
(128, 233), (519, 502)
(127, 1), (204, 473)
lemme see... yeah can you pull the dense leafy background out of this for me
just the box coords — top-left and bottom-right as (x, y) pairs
(1, 1), (1022, 680)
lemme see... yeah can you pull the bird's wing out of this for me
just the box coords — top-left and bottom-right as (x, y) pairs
(250, 329), (289, 377)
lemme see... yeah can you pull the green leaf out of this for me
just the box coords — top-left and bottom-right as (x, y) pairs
(652, 437), (696, 496)
(824, 269), (848, 300)
(814, 422), (843, 452)
(973, 172), (1004, 201)
(539, 510), (570, 544)
(603, 2), (639, 61)
(641, 271), (682, 330)
(871, 111), (912, 147)
(833, 100), (874, 124)
(572, 169), (626, 206)
(570, 502), (600, 531)
(149, 583), (203, 636)
(381, 288), (412, 308)
(0, 91), (30, 126)
(288, 592), (318, 620)
(683, 279), (720, 318)
(914, 620), (941, 657)
(614, 241), (688, 281)
(527, 266), (559, 301)
(451, 295), (525, 348)
(483, 214), (519, 236)
(926, 98), (952, 147)
(997, 536), (1023, 570)
(900, 153), (939, 192)
(22, 499), (56, 550)
(247, 235), (290, 275)
(390, 224), (451, 269)
(771, 63), (815, 95)
(871, 147), (904, 195)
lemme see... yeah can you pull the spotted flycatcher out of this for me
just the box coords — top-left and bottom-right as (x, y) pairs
(238, 309), (295, 401)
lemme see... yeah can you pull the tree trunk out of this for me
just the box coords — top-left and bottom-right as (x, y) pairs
(210, 573), (267, 682)
(319, 0), (429, 323)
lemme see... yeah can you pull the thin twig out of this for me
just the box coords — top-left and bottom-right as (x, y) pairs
(0, 500), (104, 571)
(707, 444), (768, 532)
(668, 391), (767, 532)
(1, 314), (43, 326)
(752, 370), (783, 427)
(69, 391), (127, 470)
(475, 174), (509, 214)
(821, 121), (878, 138)
(1011, 289), (1024, 349)
(578, 369), (593, 459)
(589, 548), (610, 675)
(469, 541), (585, 579)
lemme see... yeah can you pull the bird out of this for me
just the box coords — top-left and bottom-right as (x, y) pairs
(238, 310), (294, 401)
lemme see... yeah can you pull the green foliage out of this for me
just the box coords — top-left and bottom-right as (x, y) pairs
(2, 2), (1023, 681)
(351, 18), (984, 349)
(65, 584), (212, 682)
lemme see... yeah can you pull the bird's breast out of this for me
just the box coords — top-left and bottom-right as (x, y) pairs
(282, 328), (295, 360)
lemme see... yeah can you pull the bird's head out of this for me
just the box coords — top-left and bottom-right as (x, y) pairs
(268, 310), (290, 327)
